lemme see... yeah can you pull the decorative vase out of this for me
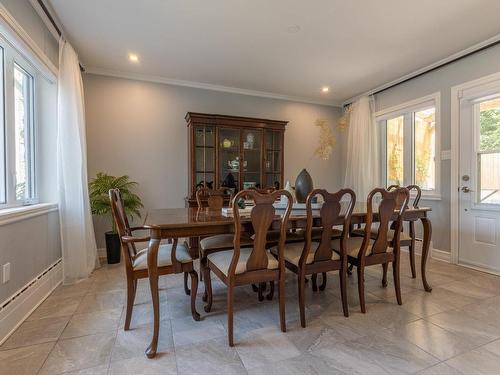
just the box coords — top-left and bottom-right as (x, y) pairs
(295, 169), (313, 203)
(284, 180), (296, 203)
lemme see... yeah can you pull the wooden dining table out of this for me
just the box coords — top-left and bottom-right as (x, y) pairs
(142, 203), (432, 358)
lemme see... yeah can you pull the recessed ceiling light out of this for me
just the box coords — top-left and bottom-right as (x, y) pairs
(322, 86), (329, 93)
(287, 25), (301, 34)
(128, 53), (139, 62)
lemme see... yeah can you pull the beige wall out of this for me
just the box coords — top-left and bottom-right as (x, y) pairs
(83, 74), (342, 247)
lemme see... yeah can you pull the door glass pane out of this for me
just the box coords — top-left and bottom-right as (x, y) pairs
(194, 126), (215, 191)
(478, 153), (500, 204)
(243, 129), (261, 189)
(274, 174), (281, 189)
(386, 116), (404, 187)
(205, 127), (214, 147)
(414, 107), (436, 190)
(14, 64), (34, 202)
(195, 147), (204, 171)
(219, 128), (240, 191)
(195, 127), (204, 146)
(206, 148), (214, 171)
(478, 98), (500, 204)
(273, 132), (282, 150)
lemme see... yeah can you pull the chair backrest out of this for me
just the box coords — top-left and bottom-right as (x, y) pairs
(252, 187), (276, 194)
(387, 184), (421, 208)
(303, 189), (356, 264)
(109, 188), (137, 261)
(230, 189), (292, 276)
(361, 187), (409, 256)
(196, 187), (233, 209)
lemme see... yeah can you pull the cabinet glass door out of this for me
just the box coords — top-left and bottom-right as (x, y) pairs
(219, 128), (240, 192)
(194, 126), (215, 189)
(242, 129), (262, 189)
(264, 130), (282, 189)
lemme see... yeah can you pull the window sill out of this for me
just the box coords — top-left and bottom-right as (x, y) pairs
(0, 203), (58, 226)
(420, 194), (442, 201)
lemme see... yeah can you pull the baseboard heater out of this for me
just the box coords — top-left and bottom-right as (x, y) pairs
(0, 258), (62, 344)
(0, 258), (62, 312)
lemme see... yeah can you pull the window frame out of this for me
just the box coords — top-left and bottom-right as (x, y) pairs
(0, 34), (38, 209)
(376, 92), (441, 200)
(472, 94), (500, 207)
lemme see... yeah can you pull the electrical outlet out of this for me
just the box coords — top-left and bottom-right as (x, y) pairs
(2, 263), (10, 284)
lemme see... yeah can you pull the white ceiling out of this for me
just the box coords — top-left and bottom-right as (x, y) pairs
(48, 0), (500, 105)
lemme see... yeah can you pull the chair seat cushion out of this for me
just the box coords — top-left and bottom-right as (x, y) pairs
(332, 237), (376, 258)
(270, 241), (340, 266)
(133, 243), (192, 270)
(207, 248), (278, 276)
(200, 233), (253, 253)
(351, 228), (411, 242)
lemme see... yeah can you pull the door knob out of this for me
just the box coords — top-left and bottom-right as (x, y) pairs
(461, 186), (474, 193)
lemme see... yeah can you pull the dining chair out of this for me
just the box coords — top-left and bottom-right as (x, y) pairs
(248, 186), (312, 299)
(271, 189), (356, 326)
(109, 189), (200, 330)
(352, 184), (421, 278)
(195, 187), (253, 300)
(203, 189), (293, 346)
(335, 187), (409, 313)
(388, 184), (422, 278)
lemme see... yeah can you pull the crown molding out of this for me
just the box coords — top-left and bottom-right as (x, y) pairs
(84, 67), (342, 107)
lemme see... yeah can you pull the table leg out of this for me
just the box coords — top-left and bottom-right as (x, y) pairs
(421, 217), (432, 292)
(146, 231), (161, 359)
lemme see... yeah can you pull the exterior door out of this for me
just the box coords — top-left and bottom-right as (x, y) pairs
(459, 89), (500, 274)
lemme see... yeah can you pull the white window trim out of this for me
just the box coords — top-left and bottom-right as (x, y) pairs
(0, 202), (57, 226)
(376, 92), (441, 200)
(0, 33), (39, 209)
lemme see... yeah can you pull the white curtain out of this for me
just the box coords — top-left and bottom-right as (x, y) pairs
(57, 38), (98, 284)
(344, 96), (380, 201)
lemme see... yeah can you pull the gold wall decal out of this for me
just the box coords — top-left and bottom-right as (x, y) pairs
(314, 118), (336, 161)
(337, 105), (351, 131)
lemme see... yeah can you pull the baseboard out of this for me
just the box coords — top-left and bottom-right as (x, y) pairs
(458, 259), (500, 276)
(97, 247), (106, 262)
(431, 248), (451, 263)
(0, 259), (62, 345)
(399, 240), (451, 263)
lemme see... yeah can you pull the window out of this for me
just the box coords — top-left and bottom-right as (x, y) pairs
(476, 97), (500, 204)
(14, 64), (35, 202)
(0, 36), (38, 208)
(378, 93), (440, 197)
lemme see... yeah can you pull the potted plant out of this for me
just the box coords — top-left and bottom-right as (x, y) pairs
(89, 172), (143, 264)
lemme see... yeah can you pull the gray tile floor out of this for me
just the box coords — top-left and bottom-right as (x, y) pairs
(2, 254), (500, 374)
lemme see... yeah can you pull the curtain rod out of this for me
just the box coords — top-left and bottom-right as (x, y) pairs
(345, 38), (500, 107)
(36, 0), (85, 72)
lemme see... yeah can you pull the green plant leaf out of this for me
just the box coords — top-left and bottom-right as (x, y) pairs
(88, 172), (144, 231)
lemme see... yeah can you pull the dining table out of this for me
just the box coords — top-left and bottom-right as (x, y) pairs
(142, 203), (432, 358)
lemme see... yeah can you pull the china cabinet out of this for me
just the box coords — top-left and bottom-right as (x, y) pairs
(185, 112), (287, 207)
